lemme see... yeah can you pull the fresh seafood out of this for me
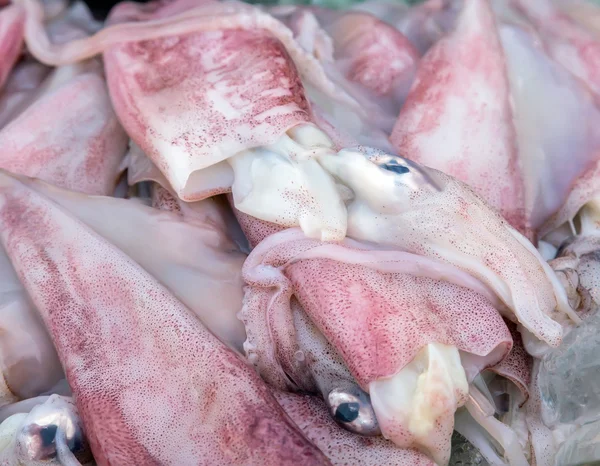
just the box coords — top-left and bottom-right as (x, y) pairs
(0, 0), (598, 464)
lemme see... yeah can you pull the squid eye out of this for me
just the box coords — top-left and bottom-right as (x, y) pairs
(381, 163), (410, 175)
(335, 402), (360, 422)
(326, 386), (381, 436)
(16, 400), (91, 464)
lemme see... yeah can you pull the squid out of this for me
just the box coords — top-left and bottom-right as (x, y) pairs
(352, 0), (455, 55)
(14, 174), (249, 351)
(0, 170), (331, 466)
(0, 2), (98, 129)
(391, 0), (600, 242)
(269, 5), (419, 141)
(0, 0), (128, 410)
(4, 0), (581, 464)
(240, 227), (515, 464)
(0, 59), (49, 129)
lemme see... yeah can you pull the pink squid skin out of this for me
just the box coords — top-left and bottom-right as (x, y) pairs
(285, 257), (512, 388)
(354, 0), (452, 55)
(272, 6), (419, 130)
(513, 0), (600, 99)
(102, 0), (315, 202)
(240, 229), (513, 461)
(0, 171), (331, 466)
(0, 64), (128, 196)
(323, 12), (420, 105)
(390, 0), (528, 236)
(0, 3), (25, 91)
(273, 391), (436, 466)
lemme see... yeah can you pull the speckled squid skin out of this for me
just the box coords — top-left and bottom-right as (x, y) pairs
(391, 0), (528, 236)
(0, 172), (331, 466)
(0, 67), (128, 196)
(103, 1), (312, 201)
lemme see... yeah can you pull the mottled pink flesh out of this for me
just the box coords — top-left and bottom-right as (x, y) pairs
(241, 230), (512, 460)
(0, 68), (128, 195)
(101, 0), (343, 202)
(10, 175), (249, 351)
(354, 0), (452, 55)
(273, 6), (419, 133)
(274, 391), (436, 466)
(324, 12), (420, 104)
(0, 55), (128, 403)
(104, 21), (311, 200)
(0, 171), (330, 466)
(391, 0), (527, 236)
(0, 4), (25, 91)
(287, 258), (511, 388)
(230, 196), (286, 250)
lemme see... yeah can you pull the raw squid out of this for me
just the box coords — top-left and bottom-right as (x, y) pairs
(1, 0), (590, 465)
(0, 19), (128, 406)
(241, 228), (513, 464)
(390, 0), (527, 235)
(0, 60), (127, 195)
(513, 0), (600, 99)
(14, 174), (248, 350)
(353, 0), (455, 55)
(16, 0), (373, 241)
(270, 5), (419, 144)
(0, 170), (330, 466)
(0, 59), (49, 129)
(391, 0), (600, 244)
(318, 149), (576, 346)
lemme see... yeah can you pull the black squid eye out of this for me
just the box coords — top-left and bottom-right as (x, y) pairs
(326, 387), (381, 436)
(334, 402), (360, 423)
(381, 163), (410, 175)
(39, 425), (58, 447)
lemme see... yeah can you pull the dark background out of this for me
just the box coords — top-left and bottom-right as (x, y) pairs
(83, 0), (148, 19)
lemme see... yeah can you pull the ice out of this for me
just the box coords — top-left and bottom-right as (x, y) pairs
(554, 420), (600, 466)
(538, 310), (600, 427)
(450, 431), (489, 466)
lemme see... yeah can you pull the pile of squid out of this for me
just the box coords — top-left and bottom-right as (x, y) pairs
(0, 0), (599, 464)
